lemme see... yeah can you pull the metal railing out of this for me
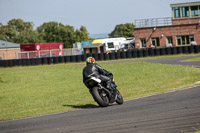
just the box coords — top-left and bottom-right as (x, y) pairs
(0, 45), (130, 60)
(134, 17), (172, 28)
(0, 48), (84, 60)
(134, 17), (200, 28)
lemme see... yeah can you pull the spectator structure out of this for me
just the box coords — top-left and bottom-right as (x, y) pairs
(134, 1), (200, 48)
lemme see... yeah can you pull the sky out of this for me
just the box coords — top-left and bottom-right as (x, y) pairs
(0, 0), (199, 36)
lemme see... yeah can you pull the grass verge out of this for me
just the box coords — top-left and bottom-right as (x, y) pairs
(0, 55), (200, 120)
(182, 57), (200, 62)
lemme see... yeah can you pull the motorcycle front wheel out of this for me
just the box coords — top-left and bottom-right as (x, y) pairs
(91, 87), (109, 107)
(115, 89), (123, 105)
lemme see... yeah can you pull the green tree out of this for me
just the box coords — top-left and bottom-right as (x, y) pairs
(37, 22), (92, 48)
(75, 26), (93, 42)
(0, 19), (39, 43)
(109, 23), (135, 38)
(37, 22), (76, 48)
(0, 19), (92, 48)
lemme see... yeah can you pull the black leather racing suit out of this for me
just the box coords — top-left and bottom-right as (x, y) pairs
(83, 63), (111, 90)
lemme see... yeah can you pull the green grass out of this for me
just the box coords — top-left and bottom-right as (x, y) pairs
(1, 55), (200, 120)
(182, 57), (200, 62)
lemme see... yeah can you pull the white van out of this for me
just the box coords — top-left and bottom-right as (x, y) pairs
(92, 37), (126, 52)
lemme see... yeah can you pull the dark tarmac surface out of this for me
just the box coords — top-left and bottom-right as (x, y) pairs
(0, 56), (200, 133)
(0, 86), (200, 133)
(140, 56), (200, 68)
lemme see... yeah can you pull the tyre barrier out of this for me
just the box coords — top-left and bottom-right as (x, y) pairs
(70, 56), (76, 62)
(7, 60), (13, 67)
(171, 47), (177, 55)
(47, 57), (53, 64)
(110, 53), (115, 60)
(115, 52), (120, 59)
(92, 53), (99, 61)
(26, 59), (31, 66)
(137, 50), (143, 58)
(104, 53), (110, 60)
(194, 45), (200, 53)
(64, 56), (70, 63)
(182, 46), (189, 54)
(148, 48), (154, 56)
(1, 46), (200, 67)
(42, 58), (48, 65)
(188, 46), (194, 53)
(4, 60), (8, 67)
(177, 47), (183, 54)
(160, 48), (166, 55)
(14, 59), (20, 66)
(132, 50), (137, 58)
(76, 55), (82, 62)
(166, 47), (172, 55)
(86, 53), (92, 58)
(98, 53), (104, 61)
(142, 49), (148, 57)
(0, 60), (4, 67)
(81, 55), (86, 62)
(59, 56), (65, 63)
(53, 57), (59, 64)
(154, 48), (160, 56)
(120, 51), (126, 59)
(126, 51), (132, 58)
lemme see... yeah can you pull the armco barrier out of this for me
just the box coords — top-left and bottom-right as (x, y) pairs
(1, 46), (200, 67)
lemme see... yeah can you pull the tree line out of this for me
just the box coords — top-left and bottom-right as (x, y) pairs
(0, 19), (134, 48)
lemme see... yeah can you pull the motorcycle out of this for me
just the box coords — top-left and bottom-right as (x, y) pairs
(85, 73), (123, 107)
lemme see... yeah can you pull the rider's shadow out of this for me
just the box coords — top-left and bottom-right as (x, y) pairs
(62, 104), (99, 109)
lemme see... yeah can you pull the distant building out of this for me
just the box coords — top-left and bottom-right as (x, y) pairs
(0, 40), (20, 60)
(83, 43), (105, 54)
(134, 1), (200, 48)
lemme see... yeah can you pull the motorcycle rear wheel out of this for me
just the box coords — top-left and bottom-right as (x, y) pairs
(91, 87), (109, 107)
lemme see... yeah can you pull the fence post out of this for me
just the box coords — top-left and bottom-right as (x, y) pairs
(3, 53), (6, 60)
(16, 52), (18, 59)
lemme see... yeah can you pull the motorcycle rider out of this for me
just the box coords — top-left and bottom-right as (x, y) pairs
(83, 57), (112, 90)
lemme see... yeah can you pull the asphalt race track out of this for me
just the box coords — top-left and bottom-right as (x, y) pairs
(0, 56), (200, 133)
